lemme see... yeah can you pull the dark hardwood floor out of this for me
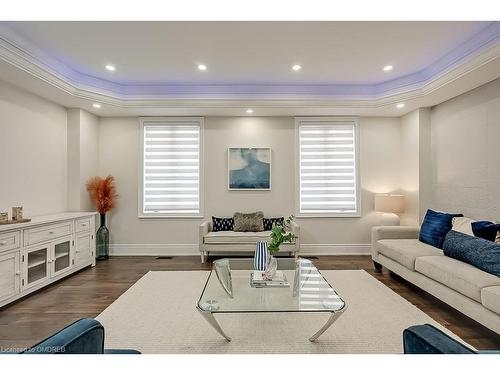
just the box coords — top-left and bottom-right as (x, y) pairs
(1, 255), (499, 351)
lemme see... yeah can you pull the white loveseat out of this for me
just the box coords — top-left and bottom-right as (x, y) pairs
(199, 221), (300, 263)
(371, 226), (500, 335)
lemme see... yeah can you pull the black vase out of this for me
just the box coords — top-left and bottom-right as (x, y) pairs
(96, 213), (109, 260)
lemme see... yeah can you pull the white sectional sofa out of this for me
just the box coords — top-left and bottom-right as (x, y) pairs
(371, 226), (500, 335)
(199, 221), (300, 263)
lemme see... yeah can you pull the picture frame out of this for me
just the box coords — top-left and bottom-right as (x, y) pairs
(227, 147), (271, 190)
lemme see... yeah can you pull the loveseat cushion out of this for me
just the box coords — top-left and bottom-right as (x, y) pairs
(204, 230), (272, 244)
(376, 239), (443, 271)
(481, 286), (500, 315)
(443, 230), (500, 277)
(415, 256), (500, 302)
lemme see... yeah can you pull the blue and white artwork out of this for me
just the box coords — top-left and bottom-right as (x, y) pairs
(228, 148), (271, 190)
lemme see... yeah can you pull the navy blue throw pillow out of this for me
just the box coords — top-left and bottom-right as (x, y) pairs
(471, 221), (500, 242)
(443, 230), (500, 277)
(263, 217), (284, 231)
(419, 209), (463, 249)
(212, 216), (234, 232)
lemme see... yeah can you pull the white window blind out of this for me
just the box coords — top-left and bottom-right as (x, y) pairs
(298, 118), (359, 216)
(141, 119), (202, 216)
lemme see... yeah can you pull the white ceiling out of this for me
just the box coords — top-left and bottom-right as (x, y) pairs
(0, 21), (498, 117)
(4, 21), (490, 84)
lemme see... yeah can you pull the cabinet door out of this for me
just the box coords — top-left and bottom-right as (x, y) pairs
(75, 232), (93, 266)
(24, 244), (51, 290)
(0, 250), (21, 303)
(52, 236), (74, 277)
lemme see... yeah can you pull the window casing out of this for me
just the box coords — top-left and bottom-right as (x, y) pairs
(139, 117), (203, 218)
(295, 117), (360, 217)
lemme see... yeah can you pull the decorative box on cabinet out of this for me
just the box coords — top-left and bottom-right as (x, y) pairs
(0, 212), (97, 307)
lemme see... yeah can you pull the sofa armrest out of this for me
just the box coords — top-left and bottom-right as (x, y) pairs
(371, 226), (420, 259)
(199, 221), (211, 247)
(403, 324), (476, 354)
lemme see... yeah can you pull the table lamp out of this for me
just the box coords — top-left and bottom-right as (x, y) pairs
(374, 194), (405, 225)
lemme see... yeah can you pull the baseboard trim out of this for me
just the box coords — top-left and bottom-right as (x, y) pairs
(109, 243), (370, 256)
(300, 244), (371, 255)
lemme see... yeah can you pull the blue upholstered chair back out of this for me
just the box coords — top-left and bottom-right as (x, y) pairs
(20, 318), (140, 354)
(22, 318), (105, 354)
(403, 324), (476, 354)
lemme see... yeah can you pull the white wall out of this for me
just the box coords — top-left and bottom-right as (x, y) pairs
(99, 116), (401, 254)
(399, 110), (420, 225)
(67, 108), (100, 211)
(0, 80), (68, 217)
(430, 78), (500, 221)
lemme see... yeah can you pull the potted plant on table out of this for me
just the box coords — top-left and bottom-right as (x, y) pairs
(86, 175), (118, 260)
(266, 215), (297, 278)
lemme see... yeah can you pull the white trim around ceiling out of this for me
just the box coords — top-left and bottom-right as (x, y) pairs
(0, 22), (498, 110)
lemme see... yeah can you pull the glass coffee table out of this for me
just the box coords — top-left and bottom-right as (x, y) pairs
(196, 258), (346, 342)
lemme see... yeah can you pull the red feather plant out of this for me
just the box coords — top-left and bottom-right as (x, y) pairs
(86, 175), (118, 214)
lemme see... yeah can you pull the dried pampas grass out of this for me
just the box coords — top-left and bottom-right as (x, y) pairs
(86, 175), (118, 214)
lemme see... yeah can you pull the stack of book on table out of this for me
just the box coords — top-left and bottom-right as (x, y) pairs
(251, 270), (290, 288)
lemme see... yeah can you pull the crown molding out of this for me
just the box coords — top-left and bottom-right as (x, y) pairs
(0, 22), (498, 110)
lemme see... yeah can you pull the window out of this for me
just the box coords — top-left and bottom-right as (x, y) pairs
(296, 117), (360, 217)
(139, 117), (203, 218)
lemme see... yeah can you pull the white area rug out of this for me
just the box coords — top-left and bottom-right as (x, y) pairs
(96, 270), (465, 354)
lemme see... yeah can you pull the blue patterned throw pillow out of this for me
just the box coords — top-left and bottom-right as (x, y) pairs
(212, 216), (234, 232)
(419, 209), (463, 249)
(443, 230), (500, 277)
(263, 217), (284, 231)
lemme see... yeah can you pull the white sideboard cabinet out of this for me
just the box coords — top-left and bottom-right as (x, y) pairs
(0, 212), (97, 307)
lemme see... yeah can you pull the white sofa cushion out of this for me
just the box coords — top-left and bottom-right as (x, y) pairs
(415, 256), (500, 302)
(376, 239), (443, 271)
(204, 231), (272, 244)
(481, 286), (500, 315)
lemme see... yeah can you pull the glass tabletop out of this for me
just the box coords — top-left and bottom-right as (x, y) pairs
(197, 258), (345, 313)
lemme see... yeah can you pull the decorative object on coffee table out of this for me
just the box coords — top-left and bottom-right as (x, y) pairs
(262, 215), (297, 279)
(254, 240), (269, 271)
(86, 175), (118, 261)
(214, 258), (233, 298)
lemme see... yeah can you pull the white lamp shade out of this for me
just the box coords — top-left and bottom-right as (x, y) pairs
(374, 194), (405, 213)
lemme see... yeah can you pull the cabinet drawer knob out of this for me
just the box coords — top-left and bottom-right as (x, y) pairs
(49, 231), (55, 235)
(15, 271), (20, 275)
(0, 241), (6, 246)
(82, 224), (87, 226)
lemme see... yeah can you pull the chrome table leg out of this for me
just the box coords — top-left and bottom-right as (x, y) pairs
(196, 303), (232, 342)
(309, 307), (346, 342)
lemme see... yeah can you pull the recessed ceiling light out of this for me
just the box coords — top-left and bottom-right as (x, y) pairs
(92, 103), (101, 108)
(246, 109), (254, 114)
(197, 64), (207, 71)
(396, 103), (405, 109)
(292, 64), (302, 71)
(105, 65), (115, 71)
(383, 65), (393, 72)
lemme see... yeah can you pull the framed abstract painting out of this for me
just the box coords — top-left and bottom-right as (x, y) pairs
(227, 147), (271, 190)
